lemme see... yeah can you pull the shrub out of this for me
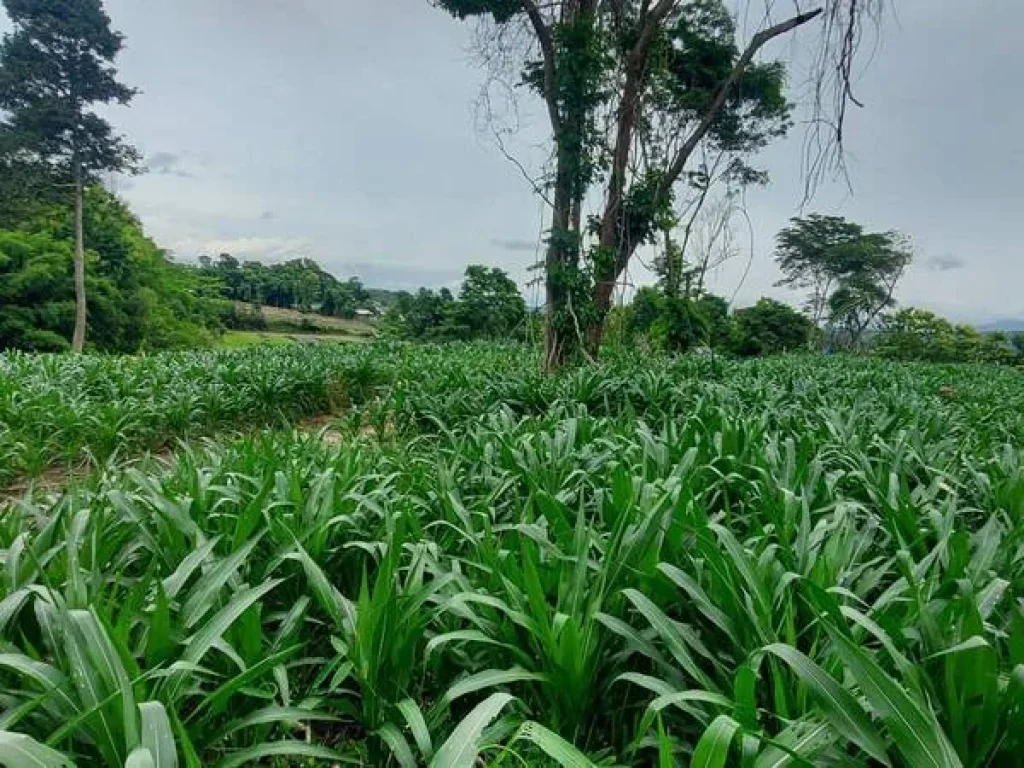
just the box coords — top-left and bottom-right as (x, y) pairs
(730, 297), (814, 356)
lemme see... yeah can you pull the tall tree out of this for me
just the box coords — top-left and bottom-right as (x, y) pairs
(453, 264), (526, 339)
(774, 214), (863, 325)
(775, 214), (912, 347)
(433, 0), (877, 368)
(0, 0), (139, 352)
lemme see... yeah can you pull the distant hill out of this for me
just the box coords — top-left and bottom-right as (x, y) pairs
(978, 319), (1024, 333)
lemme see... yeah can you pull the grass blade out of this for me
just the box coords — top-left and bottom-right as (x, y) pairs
(430, 692), (514, 768)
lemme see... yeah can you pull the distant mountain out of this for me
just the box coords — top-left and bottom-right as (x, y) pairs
(978, 319), (1024, 333)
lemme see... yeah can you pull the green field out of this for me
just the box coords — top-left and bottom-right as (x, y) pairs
(1, 344), (1022, 766)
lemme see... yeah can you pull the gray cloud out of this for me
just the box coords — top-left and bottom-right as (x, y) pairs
(493, 238), (540, 253)
(145, 151), (194, 178)
(925, 255), (966, 273)
(341, 260), (465, 291)
(179, 236), (311, 262)
(71, 0), (1024, 322)
(259, 210), (275, 220)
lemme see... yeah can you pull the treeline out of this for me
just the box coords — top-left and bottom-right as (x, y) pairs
(615, 286), (1024, 367)
(196, 254), (400, 319)
(382, 265), (528, 342)
(875, 309), (1024, 366)
(0, 182), (397, 353)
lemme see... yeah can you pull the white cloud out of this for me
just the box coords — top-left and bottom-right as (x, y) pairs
(88, 0), (1024, 321)
(177, 237), (312, 262)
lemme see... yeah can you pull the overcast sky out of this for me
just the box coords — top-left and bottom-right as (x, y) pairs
(4, 1), (1021, 321)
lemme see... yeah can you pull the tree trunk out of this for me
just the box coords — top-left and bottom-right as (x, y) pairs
(543, 153), (577, 371)
(585, 9), (824, 358)
(71, 164), (87, 353)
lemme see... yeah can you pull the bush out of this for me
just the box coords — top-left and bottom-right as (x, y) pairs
(730, 298), (814, 356)
(649, 297), (709, 353)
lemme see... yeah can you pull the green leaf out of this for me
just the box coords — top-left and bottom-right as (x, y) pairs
(926, 635), (989, 660)
(430, 692), (514, 768)
(289, 544), (353, 630)
(754, 719), (834, 768)
(762, 643), (890, 765)
(397, 698), (433, 761)
(0, 731), (75, 768)
(0, 654), (78, 716)
(181, 537), (261, 628)
(826, 627), (962, 768)
(192, 645), (301, 720)
(514, 721), (597, 767)
(623, 588), (717, 691)
(125, 747), (156, 768)
(220, 705), (337, 738)
(181, 579), (281, 665)
(161, 538), (220, 600)
(615, 672), (678, 699)
(690, 714), (741, 768)
(648, 690), (733, 715)
(442, 668), (544, 705)
(378, 723), (417, 768)
(213, 741), (357, 768)
(138, 702), (177, 768)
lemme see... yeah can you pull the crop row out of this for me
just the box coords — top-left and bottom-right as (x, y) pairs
(1, 350), (1022, 765)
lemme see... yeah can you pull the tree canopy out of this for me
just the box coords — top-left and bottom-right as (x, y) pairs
(0, 0), (139, 351)
(775, 214), (912, 346)
(433, 0), (877, 367)
(196, 254), (378, 319)
(383, 265), (527, 342)
(0, 186), (223, 353)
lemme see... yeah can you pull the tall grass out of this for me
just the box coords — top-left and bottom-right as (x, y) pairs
(1, 345), (1023, 765)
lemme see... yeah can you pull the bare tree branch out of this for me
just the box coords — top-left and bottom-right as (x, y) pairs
(493, 128), (553, 207)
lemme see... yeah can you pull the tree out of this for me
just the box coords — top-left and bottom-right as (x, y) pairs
(731, 297), (814, 356)
(875, 308), (1021, 366)
(0, 0), (139, 352)
(0, 188), (221, 353)
(0, 230), (75, 351)
(382, 266), (526, 342)
(433, 0), (876, 369)
(452, 264), (527, 339)
(774, 215), (912, 347)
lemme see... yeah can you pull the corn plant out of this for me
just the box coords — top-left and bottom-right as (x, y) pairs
(2, 346), (1023, 765)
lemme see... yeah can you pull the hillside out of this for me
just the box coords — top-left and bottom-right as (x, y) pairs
(253, 304), (377, 336)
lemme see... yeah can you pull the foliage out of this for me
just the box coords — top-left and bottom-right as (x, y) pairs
(383, 265), (526, 342)
(730, 297), (815, 356)
(0, 0), (140, 351)
(624, 288), (787, 357)
(0, 230), (75, 352)
(775, 214), (913, 345)
(875, 308), (1022, 366)
(0, 343), (375, 486)
(697, 293), (730, 348)
(0, 0), (139, 181)
(382, 287), (457, 341)
(2, 344), (1024, 765)
(0, 187), (221, 354)
(624, 287), (720, 354)
(433, 0), (833, 365)
(197, 254), (379, 318)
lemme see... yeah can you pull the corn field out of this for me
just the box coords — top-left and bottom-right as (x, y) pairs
(1, 344), (1022, 766)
